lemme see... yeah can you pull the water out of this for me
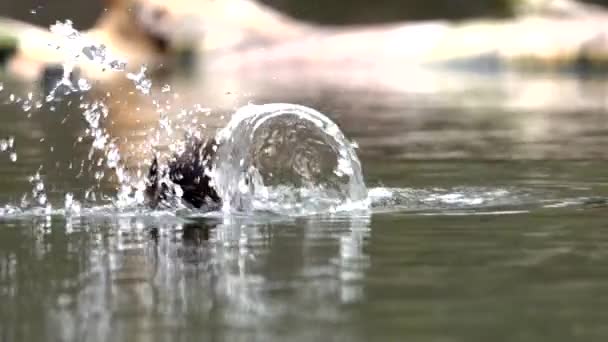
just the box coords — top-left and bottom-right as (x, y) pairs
(213, 103), (367, 215)
(3, 27), (608, 341)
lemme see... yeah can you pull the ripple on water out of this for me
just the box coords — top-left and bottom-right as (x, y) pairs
(0, 185), (586, 220)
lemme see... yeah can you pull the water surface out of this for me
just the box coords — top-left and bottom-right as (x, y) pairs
(1, 73), (608, 341)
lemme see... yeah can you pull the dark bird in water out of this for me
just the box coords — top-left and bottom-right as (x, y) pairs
(146, 137), (222, 210)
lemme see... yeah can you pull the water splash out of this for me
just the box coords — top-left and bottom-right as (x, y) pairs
(3, 21), (374, 217)
(0, 21), (568, 220)
(45, 21), (148, 209)
(26, 172), (51, 214)
(49, 20), (127, 72)
(212, 103), (368, 215)
(127, 66), (152, 95)
(0, 136), (17, 162)
(45, 20), (126, 98)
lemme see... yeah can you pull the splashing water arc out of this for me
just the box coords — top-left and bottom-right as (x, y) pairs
(212, 103), (368, 214)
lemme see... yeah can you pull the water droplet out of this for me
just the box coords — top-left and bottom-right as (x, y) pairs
(127, 66), (152, 95)
(78, 78), (91, 91)
(64, 193), (73, 209)
(94, 171), (104, 180)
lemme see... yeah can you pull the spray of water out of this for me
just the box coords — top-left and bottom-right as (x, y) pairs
(212, 103), (369, 215)
(0, 20), (539, 218)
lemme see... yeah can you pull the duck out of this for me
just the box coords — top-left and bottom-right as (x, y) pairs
(145, 136), (221, 210)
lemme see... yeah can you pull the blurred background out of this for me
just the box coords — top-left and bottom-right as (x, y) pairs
(2, 0), (608, 29)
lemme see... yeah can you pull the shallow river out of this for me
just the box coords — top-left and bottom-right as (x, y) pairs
(1, 71), (608, 341)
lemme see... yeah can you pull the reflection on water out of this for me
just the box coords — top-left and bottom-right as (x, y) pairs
(0, 215), (370, 341)
(4, 203), (608, 341)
